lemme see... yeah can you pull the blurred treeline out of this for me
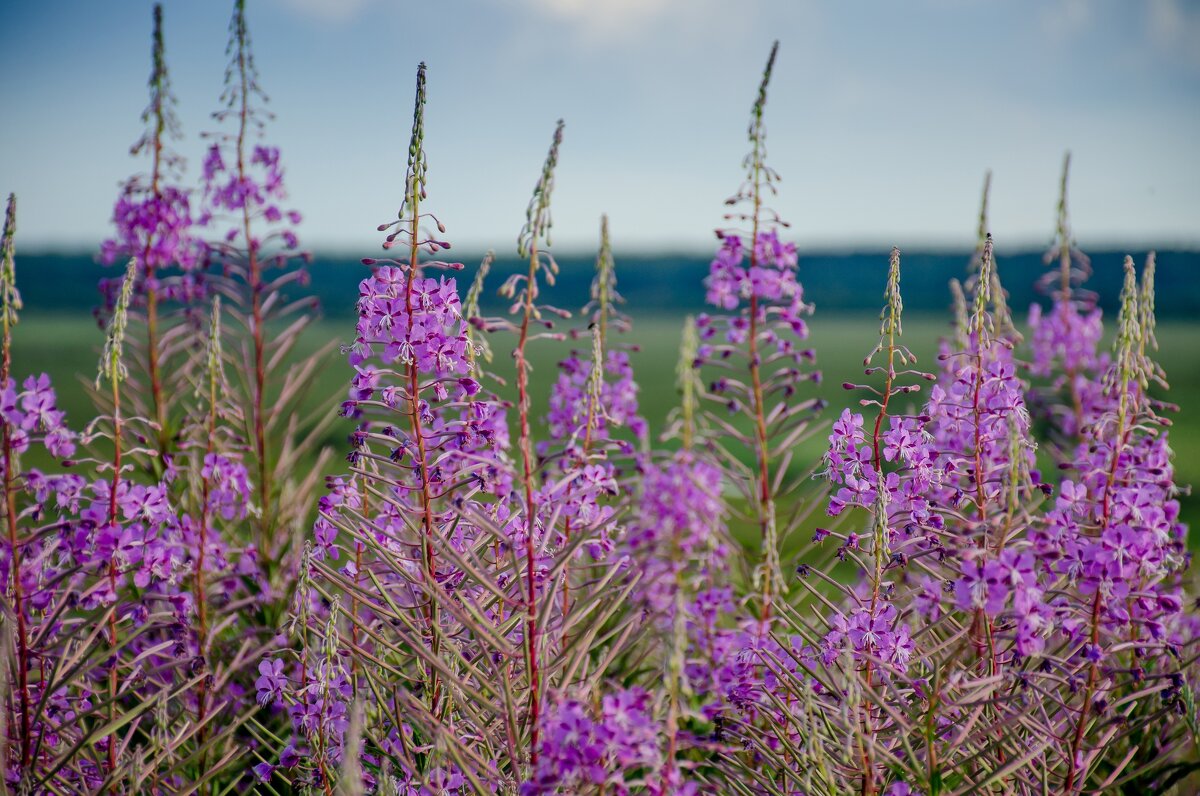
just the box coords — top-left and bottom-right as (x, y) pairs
(23, 247), (1200, 320)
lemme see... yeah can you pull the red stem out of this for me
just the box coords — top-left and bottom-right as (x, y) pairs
(192, 369), (219, 792)
(144, 99), (166, 456)
(234, 33), (270, 546)
(1065, 399), (1131, 792)
(106, 371), (123, 788)
(859, 320), (899, 796)
(964, 343), (1005, 679)
(560, 343), (602, 641)
(746, 179), (773, 630)
(515, 244), (542, 765)
(400, 195), (443, 714)
(1, 327), (32, 773)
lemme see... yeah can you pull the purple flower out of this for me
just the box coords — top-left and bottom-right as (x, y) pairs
(256, 658), (287, 706)
(523, 687), (662, 795)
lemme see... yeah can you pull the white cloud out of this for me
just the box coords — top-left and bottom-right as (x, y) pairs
(1147, 0), (1200, 68)
(513, 0), (761, 48)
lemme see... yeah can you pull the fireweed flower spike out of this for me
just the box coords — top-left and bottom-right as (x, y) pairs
(693, 41), (821, 633)
(170, 295), (264, 785)
(201, 0), (329, 566)
(2, 197), (54, 786)
(541, 215), (645, 622)
(805, 248), (936, 795)
(621, 313), (731, 794)
(1, 194), (37, 785)
(377, 60), (449, 721)
(1028, 153), (1105, 449)
(1055, 255), (1191, 792)
(32, 259), (187, 793)
(99, 4), (204, 460)
(509, 118), (566, 770)
(98, 262), (139, 786)
(5, 201), (206, 791)
(270, 63), (526, 793)
(510, 167), (682, 788)
(681, 40), (836, 793)
(926, 238), (1038, 642)
(833, 249), (918, 792)
(93, 261), (177, 791)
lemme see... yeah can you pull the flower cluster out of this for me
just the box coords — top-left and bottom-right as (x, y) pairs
(345, 265), (507, 497)
(99, 185), (204, 305)
(824, 409), (939, 530)
(697, 234), (814, 388)
(199, 452), (253, 521)
(544, 348), (645, 447)
(523, 688), (663, 796)
(200, 143), (302, 252)
(253, 648), (354, 787)
(351, 268), (471, 379)
(821, 602), (916, 672)
(0, 373), (75, 466)
(626, 451), (726, 616)
(98, 3), (203, 311)
(689, 49), (823, 681)
(1027, 299), (1104, 380)
(704, 230), (800, 310)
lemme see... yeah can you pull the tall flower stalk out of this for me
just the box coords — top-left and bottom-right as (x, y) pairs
(510, 119), (565, 765)
(814, 248), (932, 795)
(1028, 153), (1104, 451)
(1, 196), (86, 790)
(542, 214), (644, 628)
(694, 41), (821, 632)
(97, 260), (137, 786)
(201, 0), (330, 573)
(260, 63), (544, 792)
(1, 194), (32, 780)
(99, 3), (203, 463)
(1059, 254), (1182, 792)
(743, 42), (782, 625)
(382, 60), (446, 716)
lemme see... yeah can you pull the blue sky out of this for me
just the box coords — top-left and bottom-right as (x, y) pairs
(1, 0), (1197, 253)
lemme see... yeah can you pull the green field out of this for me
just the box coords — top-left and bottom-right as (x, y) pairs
(11, 312), (1200, 533)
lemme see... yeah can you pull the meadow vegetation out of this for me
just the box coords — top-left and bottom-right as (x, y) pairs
(3, 4), (1198, 795)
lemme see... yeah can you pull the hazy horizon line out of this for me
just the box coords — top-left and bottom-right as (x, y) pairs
(18, 238), (1200, 259)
